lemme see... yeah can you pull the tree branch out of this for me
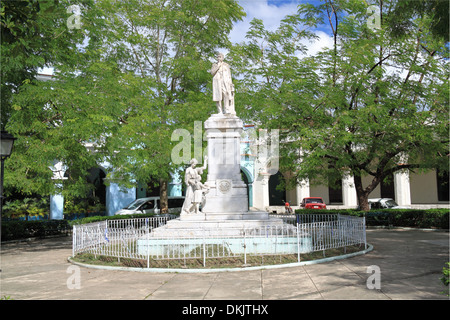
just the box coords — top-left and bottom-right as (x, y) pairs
(367, 54), (391, 75)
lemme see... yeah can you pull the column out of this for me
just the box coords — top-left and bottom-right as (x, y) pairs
(394, 170), (411, 207)
(50, 185), (64, 220)
(260, 173), (271, 209)
(296, 179), (310, 206)
(394, 153), (411, 207)
(251, 173), (270, 211)
(342, 174), (358, 208)
(49, 161), (67, 220)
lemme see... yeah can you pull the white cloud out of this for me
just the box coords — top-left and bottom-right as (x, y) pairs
(229, 0), (301, 44)
(229, 1), (333, 58)
(301, 31), (334, 57)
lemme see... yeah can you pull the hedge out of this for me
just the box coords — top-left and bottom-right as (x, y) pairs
(1, 220), (71, 242)
(295, 208), (449, 229)
(67, 212), (177, 226)
(2, 209), (448, 242)
(1, 213), (180, 241)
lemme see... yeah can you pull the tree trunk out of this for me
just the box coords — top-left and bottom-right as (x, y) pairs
(357, 191), (370, 212)
(353, 171), (385, 211)
(159, 179), (168, 214)
(353, 174), (370, 211)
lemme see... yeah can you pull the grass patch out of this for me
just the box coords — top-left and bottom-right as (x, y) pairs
(71, 244), (366, 269)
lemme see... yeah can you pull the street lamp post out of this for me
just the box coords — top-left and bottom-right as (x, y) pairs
(1, 131), (17, 240)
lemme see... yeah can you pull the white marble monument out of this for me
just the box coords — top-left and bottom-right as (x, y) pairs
(150, 53), (283, 237)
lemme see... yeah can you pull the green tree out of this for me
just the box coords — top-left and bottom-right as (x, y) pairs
(230, 0), (449, 211)
(82, 0), (244, 213)
(385, 0), (449, 41)
(1, 0), (85, 129)
(2, 0), (95, 198)
(5, 0), (245, 213)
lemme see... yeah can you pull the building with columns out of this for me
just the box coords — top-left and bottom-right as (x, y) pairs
(242, 124), (449, 212)
(252, 169), (450, 213)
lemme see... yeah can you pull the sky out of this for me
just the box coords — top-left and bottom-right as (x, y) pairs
(230, 0), (302, 44)
(229, 0), (334, 56)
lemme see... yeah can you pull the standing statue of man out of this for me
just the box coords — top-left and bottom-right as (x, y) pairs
(210, 52), (235, 115)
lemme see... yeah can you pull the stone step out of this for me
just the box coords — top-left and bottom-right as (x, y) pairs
(179, 211), (269, 221)
(149, 216), (291, 238)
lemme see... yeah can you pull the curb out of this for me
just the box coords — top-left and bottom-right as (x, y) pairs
(68, 243), (374, 273)
(367, 226), (449, 232)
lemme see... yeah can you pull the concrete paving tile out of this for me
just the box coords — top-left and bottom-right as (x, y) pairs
(379, 277), (448, 300)
(75, 270), (176, 300)
(320, 286), (389, 300)
(146, 273), (218, 300)
(262, 268), (318, 300)
(284, 292), (323, 300)
(204, 271), (263, 300)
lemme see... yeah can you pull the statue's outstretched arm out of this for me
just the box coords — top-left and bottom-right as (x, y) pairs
(199, 156), (208, 171)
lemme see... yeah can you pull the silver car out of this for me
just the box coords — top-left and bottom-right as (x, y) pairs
(368, 198), (409, 209)
(115, 196), (184, 215)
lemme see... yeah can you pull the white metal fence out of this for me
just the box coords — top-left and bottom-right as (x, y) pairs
(72, 216), (177, 258)
(72, 214), (366, 268)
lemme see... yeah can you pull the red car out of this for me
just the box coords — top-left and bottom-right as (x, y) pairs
(300, 197), (327, 209)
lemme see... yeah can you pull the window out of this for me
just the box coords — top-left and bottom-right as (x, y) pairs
(437, 170), (449, 202)
(168, 198), (184, 208)
(269, 171), (286, 206)
(380, 175), (395, 199)
(140, 201), (154, 210)
(306, 198), (323, 204)
(328, 179), (342, 203)
(370, 202), (382, 209)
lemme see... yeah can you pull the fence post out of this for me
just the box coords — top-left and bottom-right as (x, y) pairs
(72, 225), (76, 257)
(244, 230), (247, 265)
(147, 223), (150, 269)
(81, 225), (84, 254)
(296, 224), (299, 261)
(363, 216), (367, 250)
(203, 230), (206, 268)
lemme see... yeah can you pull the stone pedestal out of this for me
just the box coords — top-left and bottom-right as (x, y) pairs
(200, 113), (249, 216)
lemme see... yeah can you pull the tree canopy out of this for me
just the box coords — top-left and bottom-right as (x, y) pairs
(3, 0), (245, 211)
(229, 0), (449, 210)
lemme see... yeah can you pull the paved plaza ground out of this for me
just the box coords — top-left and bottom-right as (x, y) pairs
(1, 229), (448, 301)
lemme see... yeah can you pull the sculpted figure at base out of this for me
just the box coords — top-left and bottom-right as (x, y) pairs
(181, 156), (209, 215)
(210, 52), (235, 115)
